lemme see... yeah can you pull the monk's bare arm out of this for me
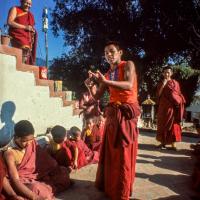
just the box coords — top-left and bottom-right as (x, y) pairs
(74, 147), (78, 169)
(7, 7), (34, 31)
(4, 150), (36, 200)
(2, 176), (24, 200)
(91, 61), (135, 91)
(88, 83), (107, 100)
(104, 61), (135, 90)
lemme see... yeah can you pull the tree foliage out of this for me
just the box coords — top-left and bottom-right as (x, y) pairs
(50, 0), (200, 103)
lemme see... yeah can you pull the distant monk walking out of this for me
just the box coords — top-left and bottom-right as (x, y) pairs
(156, 65), (185, 150)
(7, 0), (37, 65)
(85, 41), (140, 200)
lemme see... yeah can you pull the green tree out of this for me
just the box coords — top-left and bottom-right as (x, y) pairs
(50, 0), (200, 103)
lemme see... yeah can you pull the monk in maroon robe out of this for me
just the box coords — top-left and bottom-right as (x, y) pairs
(85, 41), (140, 200)
(0, 153), (6, 200)
(0, 153), (23, 200)
(7, 0), (37, 65)
(156, 66), (185, 150)
(91, 115), (105, 152)
(4, 120), (71, 200)
(69, 126), (99, 169)
(47, 125), (78, 170)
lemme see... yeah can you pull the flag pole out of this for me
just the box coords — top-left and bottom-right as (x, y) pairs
(42, 7), (48, 76)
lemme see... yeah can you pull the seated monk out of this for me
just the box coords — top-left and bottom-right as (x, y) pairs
(4, 120), (71, 200)
(82, 117), (95, 149)
(91, 115), (105, 152)
(69, 126), (99, 169)
(7, 0), (37, 65)
(0, 153), (23, 200)
(46, 125), (78, 171)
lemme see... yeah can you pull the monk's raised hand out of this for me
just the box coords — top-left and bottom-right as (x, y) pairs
(84, 78), (94, 88)
(96, 70), (106, 83)
(25, 25), (35, 33)
(88, 70), (98, 79)
(163, 79), (168, 86)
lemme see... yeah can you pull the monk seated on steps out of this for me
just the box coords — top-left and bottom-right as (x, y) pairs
(4, 120), (71, 200)
(46, 125), (78, 171)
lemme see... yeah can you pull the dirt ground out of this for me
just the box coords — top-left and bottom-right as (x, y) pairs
(56, 131), (200, 200)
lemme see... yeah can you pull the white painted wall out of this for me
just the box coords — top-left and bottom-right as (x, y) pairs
(0, 53), (82, 146)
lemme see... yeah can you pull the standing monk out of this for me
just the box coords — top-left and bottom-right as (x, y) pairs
(156, 65), (185, 150)
(85, 41), (140, 200)
(7, 0), (37, 65)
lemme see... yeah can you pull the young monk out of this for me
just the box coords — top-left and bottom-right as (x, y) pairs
(82, 117), (95, 149)
(85, 41), (140, 200)
(0, 153), (23, 200)
(69, 126), (99, 169)
(4, 120), (71, 200)
(90, 115), (105, 152)
(156, 65), (185, 150)
(47, 125), (78, 170)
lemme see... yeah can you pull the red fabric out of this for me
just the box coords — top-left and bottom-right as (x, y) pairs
(95, 103), (139, 200)
(17, 140), (70, 199)
(156, 79), (185, 144)
(105, 61), (138, 104)
(91, 125), (105, 152)
(72, 140), (99, 169)
(9, 6), (37, 65)
(52, 140), (76, 168)
(79, 91), (101, 119)
(0, 154), (6, 200)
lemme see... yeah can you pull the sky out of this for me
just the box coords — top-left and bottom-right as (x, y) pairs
(0, 0), (68, 61)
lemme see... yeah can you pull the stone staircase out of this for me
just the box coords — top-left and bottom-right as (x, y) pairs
(0, 44), (82, 146)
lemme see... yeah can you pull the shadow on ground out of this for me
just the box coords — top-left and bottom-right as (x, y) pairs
(56, 179), (109, 200)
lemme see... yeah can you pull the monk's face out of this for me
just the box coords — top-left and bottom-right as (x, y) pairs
(97, 116), (105, 128)
(74, 131), (81, 141)
(163, 69), (173, 80)
(86, 119), (94, 130)
(104, 44), (122, 66)
(21, 0), (32, 12)
(15, 134), (34, 149)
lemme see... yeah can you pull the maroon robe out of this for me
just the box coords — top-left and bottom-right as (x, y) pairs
(0, 154), (6, 200)
(50, 140), (76, 169)
(72, 140), (99, 169)
(91, 125), (104, 152)
(9, 6), (37, 65)
(95, 103), (140, 200)
(16, 140), (70, 199)
(156, 79), (185, 145)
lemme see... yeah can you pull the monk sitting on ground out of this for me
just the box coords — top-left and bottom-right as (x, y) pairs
(90, 115), (105, 152)
(46, 125), (78, 171)
(0, 153), (23, 200)
(82, 117), (95, 149)
(69, 126), (99, 169)
(4, 120), (71, 200)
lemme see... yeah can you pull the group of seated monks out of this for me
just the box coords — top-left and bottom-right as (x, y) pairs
(0, 115), (105, 200)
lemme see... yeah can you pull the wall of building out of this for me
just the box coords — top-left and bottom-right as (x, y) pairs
(0, 48), (82, 147)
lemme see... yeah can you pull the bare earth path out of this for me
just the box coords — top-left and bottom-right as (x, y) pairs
(56, 131), (199, 200)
